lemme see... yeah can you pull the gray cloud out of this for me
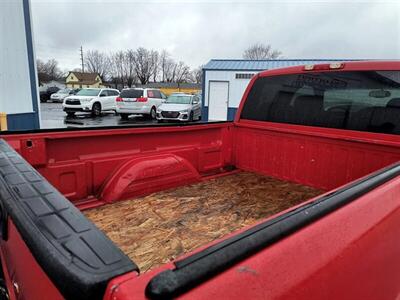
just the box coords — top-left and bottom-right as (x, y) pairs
(31, 0), (400, 71)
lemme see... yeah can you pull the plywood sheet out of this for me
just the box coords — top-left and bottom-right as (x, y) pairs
(85, 172), (321, 272)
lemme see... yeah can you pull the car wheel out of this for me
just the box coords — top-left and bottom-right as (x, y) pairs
(198, 115), (202, 121)
(120, 113), (129, 120)
(150, 107), (156, 119)
(92, 103), (101, 117)
(189, 111), (194, 122)
(66, 112), (75, 117)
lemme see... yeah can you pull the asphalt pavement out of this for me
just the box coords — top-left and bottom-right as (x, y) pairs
(40, 102), (161, 129)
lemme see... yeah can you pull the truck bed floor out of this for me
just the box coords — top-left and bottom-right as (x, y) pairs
(85, 172), (322, 272)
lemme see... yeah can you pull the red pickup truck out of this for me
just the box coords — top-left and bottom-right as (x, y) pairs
(1, 61), (400, 300)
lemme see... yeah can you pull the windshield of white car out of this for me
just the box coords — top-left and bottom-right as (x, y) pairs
(166, 95), (192, 104)
(58, 89), (70, 94)
(76, 89), (101, 96)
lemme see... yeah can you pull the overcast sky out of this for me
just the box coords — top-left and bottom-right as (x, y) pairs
(31, 0), (400, 71)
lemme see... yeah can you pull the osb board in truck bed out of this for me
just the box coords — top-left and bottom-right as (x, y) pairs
(85, 172), (321, 272)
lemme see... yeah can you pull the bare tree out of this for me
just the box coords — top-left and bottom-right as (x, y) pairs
(82, 47), (195, 86)
(159, 50), (174, 82)
(108, 50), (137, 88)
(125, 50), (137, 87)
(36, 59), (63, 82)
(191, 65), (203, 84)
(151, 51), (159, 82)
(84, 50), (111, 79)
(243, 43), (282, 60)
(164, 59), (176, 82)
(132, 47), (158, 84)
(159, 51), (190, 83)
(173, 61), (191, 83)
(109, 51), (125, 87)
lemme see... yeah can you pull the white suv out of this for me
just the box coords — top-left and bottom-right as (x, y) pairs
(116, 88), (166, 120)
(62, 88), (120, 117)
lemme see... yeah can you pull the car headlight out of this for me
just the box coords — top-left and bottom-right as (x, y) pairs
(81, 98), (93, 102)
(180, 109), (189, 113)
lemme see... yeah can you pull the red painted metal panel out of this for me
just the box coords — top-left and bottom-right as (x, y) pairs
(234, 120), (400, 190)
(39, 162), (88, 200)
(1, 124), (232, 208)
(0, 220), (63, 300)
(20, 138), (47, 166)
(100, 153), (200, 203)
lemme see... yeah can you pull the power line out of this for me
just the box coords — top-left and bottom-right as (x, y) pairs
(80, 46), (84, 72)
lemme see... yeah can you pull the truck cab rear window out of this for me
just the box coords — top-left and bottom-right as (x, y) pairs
(241, 71), (400, 135)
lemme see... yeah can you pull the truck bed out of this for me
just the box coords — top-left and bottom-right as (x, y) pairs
(85, 171), (321, 272)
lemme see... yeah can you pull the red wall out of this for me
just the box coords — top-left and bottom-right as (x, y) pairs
(1, 220), (63, 300)
(4, 119), (400, 208)
(234, 120), (400, 190)
(2, 124), (233, 208)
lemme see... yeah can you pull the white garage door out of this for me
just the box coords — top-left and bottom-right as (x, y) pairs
(208, 81), (229, 121)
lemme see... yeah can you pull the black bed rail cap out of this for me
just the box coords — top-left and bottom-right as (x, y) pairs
(0, 139), (138, 300)
(146, 161), (400, 299)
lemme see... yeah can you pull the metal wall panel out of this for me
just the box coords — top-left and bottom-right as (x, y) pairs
(0, 0), (40, 129)
(235, 121), (400, 190)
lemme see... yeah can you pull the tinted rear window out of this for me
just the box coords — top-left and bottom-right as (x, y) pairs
(120, 89), (143, 98)
(241, 71), (400, 135)
(152, 90), (161, 98)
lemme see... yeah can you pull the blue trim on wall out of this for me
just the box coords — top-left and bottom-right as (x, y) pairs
(22, 0), (40, 130)
(227, 108), (237, 121)
(202, 106), (209, 121)
(201, 69), (208, 121)
(7, 113), (39, 131)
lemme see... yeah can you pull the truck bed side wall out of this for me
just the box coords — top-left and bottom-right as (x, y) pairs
(2, 124), (233, 207)
(4, 119), (400, 207)
(234, 120), (400, 190)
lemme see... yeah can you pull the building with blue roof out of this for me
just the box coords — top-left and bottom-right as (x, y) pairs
(201, 59), (360, 121)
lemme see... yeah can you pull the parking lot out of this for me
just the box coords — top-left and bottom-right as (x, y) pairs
(40, 102), (180, 129)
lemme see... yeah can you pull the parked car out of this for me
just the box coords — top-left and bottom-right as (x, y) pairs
(70, 88), (81, 95)
(156, 93), (201, 122)
(116, 88), (166, 120)
(40, 86), (60, 102)
(50, 88), (74, 103)
(62, 88), (120, 117)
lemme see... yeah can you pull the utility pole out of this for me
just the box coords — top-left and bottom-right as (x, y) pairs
(80, 46), (84, 72)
